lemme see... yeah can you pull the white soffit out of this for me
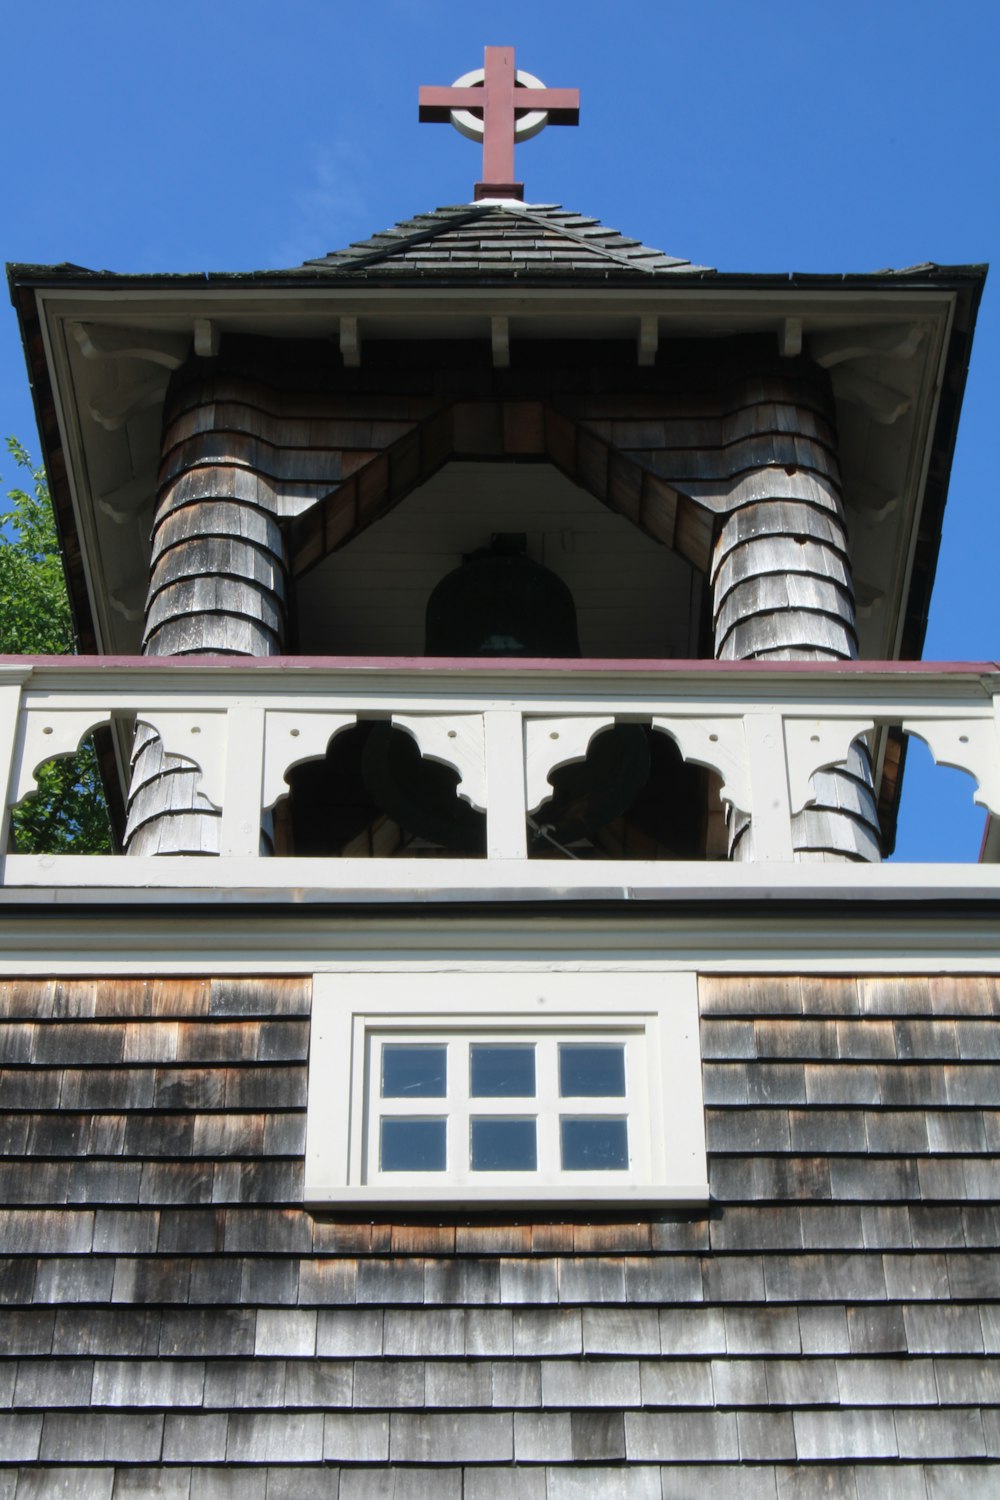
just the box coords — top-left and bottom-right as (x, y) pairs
(34, 283), (957, 662)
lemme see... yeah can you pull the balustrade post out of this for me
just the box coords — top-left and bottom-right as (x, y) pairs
(219, 706), (267, 858)
(0, 681), (25, 859)
(742, 711), (794, 862)
(484, 709), (528, 859)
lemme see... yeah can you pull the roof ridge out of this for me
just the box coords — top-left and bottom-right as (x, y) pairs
(497, 203), (686, 273)
(303, 204), (493, 271)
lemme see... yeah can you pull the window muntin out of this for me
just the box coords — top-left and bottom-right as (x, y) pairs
(367, 1030), (641, 1186)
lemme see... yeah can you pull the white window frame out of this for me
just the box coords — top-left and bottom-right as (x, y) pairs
(304, 971), (708, 1207)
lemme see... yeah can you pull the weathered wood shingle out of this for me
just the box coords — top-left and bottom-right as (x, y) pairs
(0, 973), (999, 1495)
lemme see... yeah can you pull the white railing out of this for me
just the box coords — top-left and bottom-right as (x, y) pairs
(1, 656), (999, 900)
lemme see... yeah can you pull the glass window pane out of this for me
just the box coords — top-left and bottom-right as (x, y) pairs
(471, 1118), (537, 1171)
(381, 1044), (447, 1098)
(559, 1044), (626, 1097)
(380, 1118), (446, 1171)
(470, 1044), (536, 1097)
(560, 1117), (629, 1170)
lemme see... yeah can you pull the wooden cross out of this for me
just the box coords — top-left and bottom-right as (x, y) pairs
(419, 46), (580, 201)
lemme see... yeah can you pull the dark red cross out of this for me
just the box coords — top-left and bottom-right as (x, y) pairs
(419, 46), (580, 201)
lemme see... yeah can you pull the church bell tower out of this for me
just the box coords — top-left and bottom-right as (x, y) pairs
(2, 47), (997, 1495)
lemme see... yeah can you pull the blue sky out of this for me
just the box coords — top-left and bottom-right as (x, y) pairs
(2, 0), (997, 857)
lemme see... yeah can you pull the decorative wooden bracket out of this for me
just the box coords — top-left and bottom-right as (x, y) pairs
(651, 716), (751, 821)
(95, 476), (152, 523)
(137, 712), (229, 810)
(783, 718), (875, 816)
(261, 711), (358, 811)
(811, 322), (927, 368)
(69, 321), (189, 369)
(89, 373), (170, 432)
(523, 716), (616, 815)
(832, 367), (911, 426)
(902, 716), (1000, 817)
(847, 481), (899, 523)
(11, 710), (112, 807)
(108, 581), (148, 622)
(392, 713), (488, 811)
(854, 582), (886, 620)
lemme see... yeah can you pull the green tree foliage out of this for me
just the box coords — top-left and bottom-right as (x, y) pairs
(1, 438), (112, 852)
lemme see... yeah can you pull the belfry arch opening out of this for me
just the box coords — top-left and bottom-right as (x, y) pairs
(293, 459), (710, 660)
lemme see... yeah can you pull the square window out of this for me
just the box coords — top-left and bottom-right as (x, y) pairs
(560, 1117), (629, 1170)
(382, 1044), (447, 1098)
(381, 1117), (447, 1171)
(471, 1043), (535, 1097)
(559, 1043), (626, 1097)
(305, 971), (707, 1207)
(471, 1117), (537, 1171)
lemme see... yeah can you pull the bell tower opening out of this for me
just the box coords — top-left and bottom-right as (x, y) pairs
(293, 459), (709, 660)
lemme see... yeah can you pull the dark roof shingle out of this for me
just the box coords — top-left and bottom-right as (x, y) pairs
(298, 202), (711, 280)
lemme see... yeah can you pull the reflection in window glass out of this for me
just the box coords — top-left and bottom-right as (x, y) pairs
(382, 1044), (447, 1098)
(380, 1118), (447, 1171)
(470, 1044), (536, 1097)
(559, 1044), (626, 1097)
(561, 1117), (629, 1170)
(471, 1118), (537, 1171)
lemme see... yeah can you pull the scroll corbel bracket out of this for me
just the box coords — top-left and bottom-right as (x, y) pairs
(69, 321), (189, 370)
(902, 717), (1000, 818)
(783, 718), (875, 816)
(261, 711), (358, 811)
(138, 712), (228, 811)
(393, 713), (487, 812)
(524, 717), (616, 815)
(831, 367), (911, 426)
(11, 710), (113, 808)
(89, 373), (170, 432)
(651, 716), (752, 821)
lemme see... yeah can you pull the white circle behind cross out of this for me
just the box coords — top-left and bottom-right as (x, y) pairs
(448, 67), (551, 145)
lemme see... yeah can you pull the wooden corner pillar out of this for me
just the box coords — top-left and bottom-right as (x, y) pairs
(707, 379), (881, 864)
(124, 373), (291, 856)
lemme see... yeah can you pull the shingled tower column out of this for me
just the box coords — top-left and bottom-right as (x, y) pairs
(710, 431), (882, 864)
(124, 373), (288, 856)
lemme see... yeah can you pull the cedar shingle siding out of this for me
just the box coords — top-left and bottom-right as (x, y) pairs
(0, 972), (997, 1494)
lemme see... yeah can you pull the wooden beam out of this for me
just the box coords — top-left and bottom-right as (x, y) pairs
(339, 316), (361, 368)
(491, 315), (510, 368)
(194, 318), (220, 357)
(779, 317), (803, 358)
(637, 315), (659, 366)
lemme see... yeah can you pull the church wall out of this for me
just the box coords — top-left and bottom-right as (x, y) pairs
(0, 970), (996, 1495)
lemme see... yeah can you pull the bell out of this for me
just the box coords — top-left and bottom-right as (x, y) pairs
(361, 537), (650, 853)
(424, 534), (580, 657)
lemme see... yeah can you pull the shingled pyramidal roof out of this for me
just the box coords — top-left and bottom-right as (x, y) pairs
(298, 201), (713, 280)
